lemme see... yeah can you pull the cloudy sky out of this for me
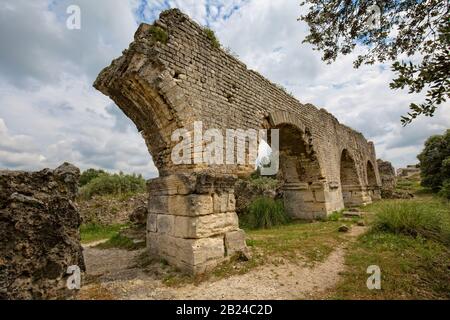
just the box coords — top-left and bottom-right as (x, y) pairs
(0, 0), (448, 178)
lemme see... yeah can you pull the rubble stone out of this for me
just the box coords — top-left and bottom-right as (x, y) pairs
(0, 163), (85, 300)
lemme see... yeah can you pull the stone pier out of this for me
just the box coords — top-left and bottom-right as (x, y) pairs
(146, 173), (247, 274)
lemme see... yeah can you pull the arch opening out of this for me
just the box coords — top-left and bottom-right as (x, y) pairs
(367, 161), (377, 188)
(340, 149), (362, 207)
(366, 160), (381, 201)
(275, 124), (327, 220)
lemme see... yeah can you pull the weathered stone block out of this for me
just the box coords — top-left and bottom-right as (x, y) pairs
(147, 213), (157, 233)
(157, 214), (174, 235)
(147, 175), (194, 196)
(149, 194), (213, 216)
(213, 193), (235, 213)
(147, 234), (225, 273)
(314, 190), (326, 202)
(174, 212), (239, 238)
(224, 229), (247, 256)
(299, 190), (315, 202)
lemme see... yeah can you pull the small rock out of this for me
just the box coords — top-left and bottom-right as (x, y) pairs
(338, 225), (350, 233)
(238, 248), (253, 261)
(357, 221), (366, 227)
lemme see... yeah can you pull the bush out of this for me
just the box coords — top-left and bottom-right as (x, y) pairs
(79, 172), (146, 200)
(248, 177), (279, 191)
(241, 197), (290, 229)
(149, 26), (168, 44)
(438, 179), (450, 199)
(371, 199), (450, 245)
(204, 27), (220, 48)
(79, 168), (107, 187)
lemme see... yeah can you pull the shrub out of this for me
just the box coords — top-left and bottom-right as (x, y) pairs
(371, 199), (450, 245)
(204, 27), (220, 48)
(438, 179), (450, 199)
(79, 172), (146, 200)
(248, 177), (279, 191)
(241, 197), (290, 229)
(149, 26), (168, 44)
(79, 168), (107, 187)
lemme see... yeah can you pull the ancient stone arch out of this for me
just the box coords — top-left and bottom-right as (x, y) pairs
(94, 9), (381, 273)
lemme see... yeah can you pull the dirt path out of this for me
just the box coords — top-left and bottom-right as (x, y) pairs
(79, 226), (366, 300)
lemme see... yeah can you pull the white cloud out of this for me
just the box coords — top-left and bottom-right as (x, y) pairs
(210, 0), (450, 169)
(0, 0), (448, 176)
(0, 118), (46, 169)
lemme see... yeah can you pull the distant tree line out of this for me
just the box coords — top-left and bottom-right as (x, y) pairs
(78, 169), (146, 200)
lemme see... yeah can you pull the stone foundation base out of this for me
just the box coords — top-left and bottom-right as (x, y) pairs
(146, 173), (247, 274)
(342, 185), (373, 207)
(283, 181), (345, 220)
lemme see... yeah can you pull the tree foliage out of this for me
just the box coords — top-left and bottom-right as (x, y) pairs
(79, 168), (107, 187)
(79, 171), (146, 200)
(417, 129), (450, 193)
(299, 0), (449, 125)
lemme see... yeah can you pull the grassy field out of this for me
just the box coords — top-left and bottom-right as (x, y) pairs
(246, 220), (350, 264)
(327, 175), (450, 300)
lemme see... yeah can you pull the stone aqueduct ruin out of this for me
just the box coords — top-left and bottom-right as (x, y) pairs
(94, 9), (381, 274)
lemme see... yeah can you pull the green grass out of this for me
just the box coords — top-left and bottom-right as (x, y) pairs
(95, 233), (145, 251)
(204, 27), (220, 48)
(396, 178), (422, 192)
(368, 198), (450, 245)
(245, 220), (348, 264)
(80, 223), (126, 244)
(329, 197), (450, 300)
(327, 210), (344, 221)
(240, 197), (290, 229)
(330, 231), (450, 300)
(149, 26), (168, 44)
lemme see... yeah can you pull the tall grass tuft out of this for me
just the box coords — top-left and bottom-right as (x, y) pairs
(371, 199), (450, 245)
(241, 197), (290, 229)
